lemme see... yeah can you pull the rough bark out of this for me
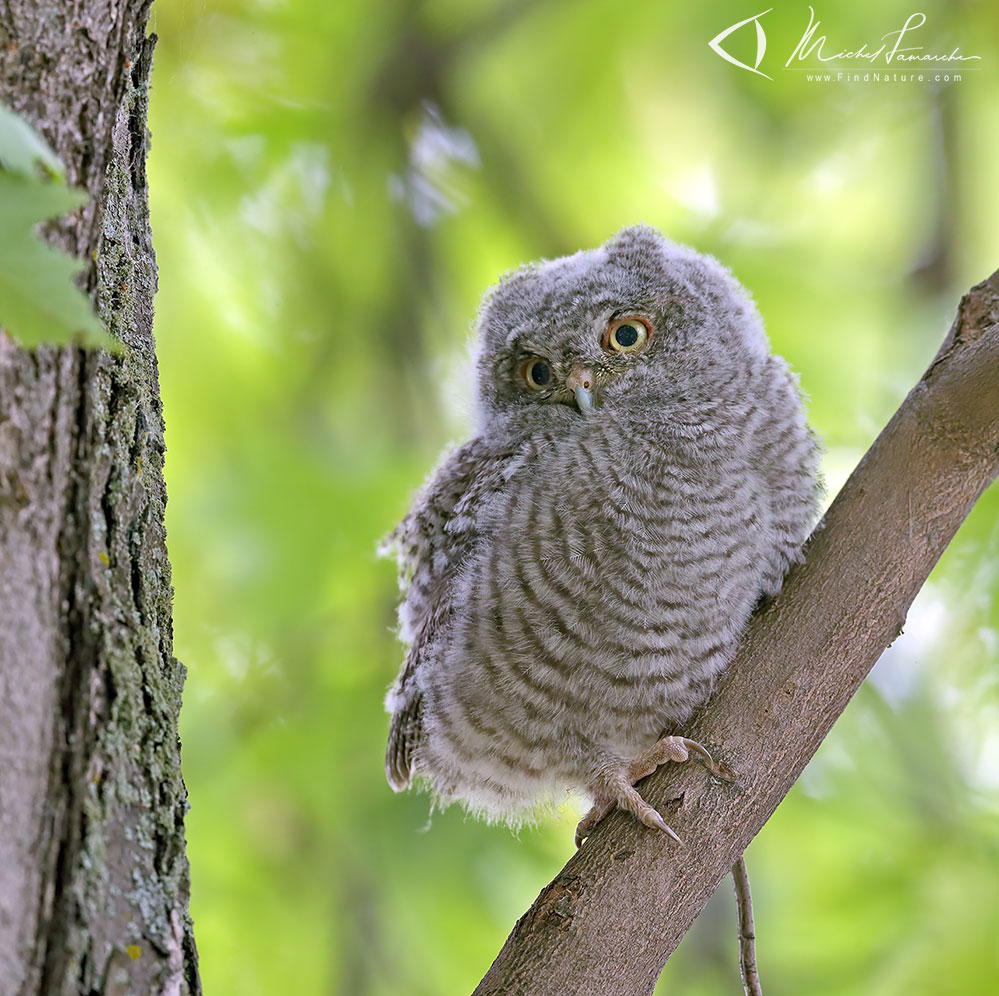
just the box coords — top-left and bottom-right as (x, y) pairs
(473, 271), (999, 996)
(0, 3), (200, 994)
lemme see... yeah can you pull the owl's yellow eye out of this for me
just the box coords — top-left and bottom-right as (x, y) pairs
(603, 316), (651, 353)
(522, 357), (552, 391)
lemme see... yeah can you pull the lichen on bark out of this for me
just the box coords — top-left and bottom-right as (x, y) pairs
(0, 2), (200, 993)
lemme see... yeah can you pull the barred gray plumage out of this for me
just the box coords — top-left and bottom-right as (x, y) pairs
(382, 225), (820, 843)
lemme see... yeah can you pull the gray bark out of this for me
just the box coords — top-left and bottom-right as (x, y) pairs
(473, 271), (999, 996)
(0, 2), (200, 994)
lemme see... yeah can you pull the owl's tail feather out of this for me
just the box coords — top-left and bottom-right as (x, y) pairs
(386, 694), (422, 791)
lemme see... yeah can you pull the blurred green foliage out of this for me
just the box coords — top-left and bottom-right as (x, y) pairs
(147, 1), (998, 993)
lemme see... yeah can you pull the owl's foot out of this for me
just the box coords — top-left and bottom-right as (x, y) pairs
(574, 736), (733, 848)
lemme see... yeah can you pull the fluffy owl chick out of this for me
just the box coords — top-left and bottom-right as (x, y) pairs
(382, 225), (820, 845)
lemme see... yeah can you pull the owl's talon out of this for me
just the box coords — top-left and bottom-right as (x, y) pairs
(678, 738), (712, 764)
(681, 740), (736, 781)
(641, 808), (683, 844)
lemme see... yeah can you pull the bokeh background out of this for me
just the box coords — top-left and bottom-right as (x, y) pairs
(146, 1), (998, 993)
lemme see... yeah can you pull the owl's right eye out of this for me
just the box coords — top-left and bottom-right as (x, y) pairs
(522, 357), (552, 391)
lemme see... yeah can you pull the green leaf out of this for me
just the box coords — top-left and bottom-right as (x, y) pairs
(0, 170), (86, 226)
(0, 114), (115, 350)
(0, 103), (64, 178)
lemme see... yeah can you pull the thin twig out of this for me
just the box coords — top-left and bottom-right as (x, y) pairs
(731, 855), (762, 996)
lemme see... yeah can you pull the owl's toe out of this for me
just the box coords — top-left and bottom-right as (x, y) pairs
(575, 737), (735, 847)
(629, 735), (735, 783)
(574, 796), (615, 847)
(575, 778), (682, 847)
(611, 780), (685, 845)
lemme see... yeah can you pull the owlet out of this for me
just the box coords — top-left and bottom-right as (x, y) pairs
(382, 225), (820, 845)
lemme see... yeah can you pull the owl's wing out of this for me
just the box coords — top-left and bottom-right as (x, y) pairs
(381, 435), (524, 791)
(753, 358), (823, 593)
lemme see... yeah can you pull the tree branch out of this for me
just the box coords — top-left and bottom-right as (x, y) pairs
(472, 271), (999, 996)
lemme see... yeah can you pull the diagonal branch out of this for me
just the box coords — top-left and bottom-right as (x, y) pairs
(472, 271), (999, 996)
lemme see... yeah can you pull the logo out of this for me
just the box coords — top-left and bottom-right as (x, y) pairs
(708, 8), (981, 83)
(708, 9), (773, 79)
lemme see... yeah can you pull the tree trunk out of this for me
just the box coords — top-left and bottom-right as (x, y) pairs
(0, 3), (200, 994)
(473, 271), (999, 995)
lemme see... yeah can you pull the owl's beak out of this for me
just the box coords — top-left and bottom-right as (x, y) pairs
(566, 366), (595, 414)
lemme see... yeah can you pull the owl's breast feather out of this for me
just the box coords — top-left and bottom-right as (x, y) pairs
(448, 420), (769, 747)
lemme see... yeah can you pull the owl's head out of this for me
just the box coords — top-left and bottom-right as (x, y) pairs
(472, 225), (771, 431)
